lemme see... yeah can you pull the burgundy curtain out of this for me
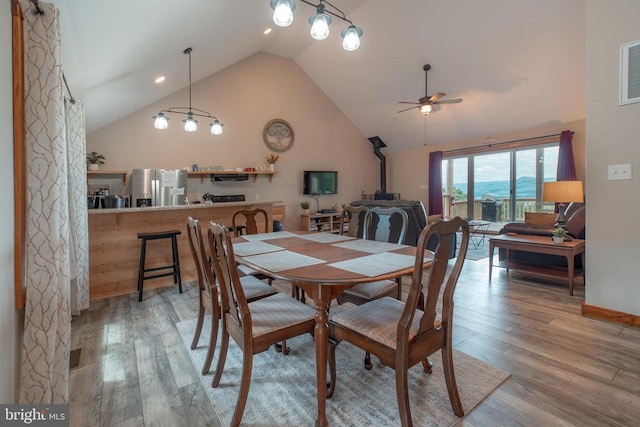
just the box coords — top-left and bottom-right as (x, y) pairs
(428, 151), (443, 215)
(557, 130), (576, 181)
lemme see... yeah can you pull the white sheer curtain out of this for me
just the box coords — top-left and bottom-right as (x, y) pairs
(65, 98), (90, 315)
(19, 0), (89, 403)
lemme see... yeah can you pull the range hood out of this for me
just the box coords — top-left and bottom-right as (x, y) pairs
(211, 174), (249, 182)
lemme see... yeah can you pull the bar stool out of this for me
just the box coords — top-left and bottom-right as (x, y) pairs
(137, 229), (183, 302)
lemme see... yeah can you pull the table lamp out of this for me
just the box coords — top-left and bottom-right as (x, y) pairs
(542, 181), (584, 229)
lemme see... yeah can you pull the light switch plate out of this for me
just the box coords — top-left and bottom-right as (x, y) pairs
(608, 164), (632, 180)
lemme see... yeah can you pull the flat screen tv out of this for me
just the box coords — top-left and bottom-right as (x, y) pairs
(303, 171), (338, 195)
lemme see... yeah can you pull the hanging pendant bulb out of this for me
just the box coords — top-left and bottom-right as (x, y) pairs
(153, 112), (169, 129)
(271, 0), (295, 27)
(309, 4), (332, 40)
(341, 25), (363, 51)
(209, 119), (224, 135)
(183, 114), (198, 132)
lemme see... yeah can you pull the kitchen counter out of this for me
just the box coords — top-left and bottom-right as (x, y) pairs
(88, 200), (283, 300)
(88, 199), (282, 214)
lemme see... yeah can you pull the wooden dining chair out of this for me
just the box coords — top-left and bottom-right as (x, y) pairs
(328, 217), (470, 427)
(231, 208), (275, 284)
(231, 208), (268, 236)
(207, 221), (319, 427)
(340, 205), (369, 238)
(186, 217), (276, 375)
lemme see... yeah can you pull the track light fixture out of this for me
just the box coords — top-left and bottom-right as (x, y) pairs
(269, 0), (363, 51)
(152, 48), (224, 135)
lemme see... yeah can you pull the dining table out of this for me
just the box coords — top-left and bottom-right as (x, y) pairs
(232, 230), (432, 427)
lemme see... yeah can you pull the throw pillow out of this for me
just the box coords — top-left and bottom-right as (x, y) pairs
(524, 212), (556, 227)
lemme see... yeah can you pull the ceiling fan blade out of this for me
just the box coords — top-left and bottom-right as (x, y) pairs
(434, 98), (463, 105)
(428, 92), (446, 102)
(397, 101), (420, 105)
(396, 105), (419, 113)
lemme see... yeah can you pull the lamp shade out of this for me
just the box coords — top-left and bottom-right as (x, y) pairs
(542, 181), (584, 203)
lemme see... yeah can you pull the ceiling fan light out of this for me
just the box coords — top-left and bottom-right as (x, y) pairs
(341, 25), (362, 51)
(209, 119), (224, 135)
(271, 0), (295, 27)
(309, 5), (332, 40)
(153, 112), (169, 129)
(420, 104), (433, 115)
(183, 115), (198, 132)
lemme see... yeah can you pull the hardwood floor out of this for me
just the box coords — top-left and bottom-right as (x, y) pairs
(69, 258), (640, 426)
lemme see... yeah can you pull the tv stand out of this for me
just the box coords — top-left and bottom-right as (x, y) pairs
(300, 212), (346, 234)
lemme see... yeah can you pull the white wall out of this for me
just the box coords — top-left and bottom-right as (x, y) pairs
(87, 53), (378, 228)
(585, 1), (640, 315)
(0, 0), (21, 403)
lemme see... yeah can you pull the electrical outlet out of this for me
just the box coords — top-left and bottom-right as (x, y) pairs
(255, 194), (260, 200)
(607, 164), (632, 180)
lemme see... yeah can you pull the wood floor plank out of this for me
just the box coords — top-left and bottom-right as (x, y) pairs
(177, 381), (222, 427)
(69, 361), (104, 427)
(135, 336), (188, 426)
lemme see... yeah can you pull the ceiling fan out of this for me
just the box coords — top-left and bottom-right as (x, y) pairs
(397, 64), (463, 115)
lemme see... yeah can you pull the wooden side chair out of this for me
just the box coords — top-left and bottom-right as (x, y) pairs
(207, 221), (319, 427)
(340, 205), (369, 238)
(186, 217), (276, 375)
(328, 217), (470, 427)
(231, 208), (268, 236)
(231, 208), (275, 284)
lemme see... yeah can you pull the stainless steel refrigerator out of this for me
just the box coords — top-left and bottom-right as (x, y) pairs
(131, 169), (188, 207)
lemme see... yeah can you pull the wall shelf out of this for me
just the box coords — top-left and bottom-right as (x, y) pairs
(87, 170), (128, 185)
(187, 171), (277, 183)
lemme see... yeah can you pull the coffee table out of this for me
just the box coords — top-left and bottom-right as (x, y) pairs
(489, 233), (585, 295)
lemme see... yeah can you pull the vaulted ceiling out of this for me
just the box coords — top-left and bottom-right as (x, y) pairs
(47, 0), (585, 151)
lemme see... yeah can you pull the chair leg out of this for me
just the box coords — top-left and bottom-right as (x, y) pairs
(212, 329), (229, 388)
(230, 352), (254, 427)
(137, 239), (147, 302)
(421, 358), (433, 374)
(364, 352), (373, 370)
(202, 311), (219, 375)
(274, 340), (289, 355)
(441, 346), (464, 417)
(190, 303), (205, 350)
(395, 365), (413, 427)
(327, 338), (338, 399)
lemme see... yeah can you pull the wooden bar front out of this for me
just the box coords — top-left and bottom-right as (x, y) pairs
(88, 201), (282, 300)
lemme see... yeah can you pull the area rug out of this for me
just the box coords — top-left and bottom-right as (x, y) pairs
(458, 235), (490, 261)
(176, 316), (509, 426)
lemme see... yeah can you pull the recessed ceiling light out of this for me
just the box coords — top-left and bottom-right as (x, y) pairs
(264, 28), (273, 35)
(154, 76), (166, 84)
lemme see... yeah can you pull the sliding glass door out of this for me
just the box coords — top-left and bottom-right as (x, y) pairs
(442, 143), (559, 223)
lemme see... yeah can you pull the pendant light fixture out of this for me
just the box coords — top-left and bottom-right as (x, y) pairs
(152, 48), (224, 135)
(269, 0), (363, 50)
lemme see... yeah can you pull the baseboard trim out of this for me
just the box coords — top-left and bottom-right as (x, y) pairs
(582, 303), (640, 328)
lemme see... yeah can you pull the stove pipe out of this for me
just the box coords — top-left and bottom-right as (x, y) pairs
(368, 136), (387, 193)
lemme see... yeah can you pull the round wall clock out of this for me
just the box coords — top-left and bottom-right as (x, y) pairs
(263, 119), (294, 152)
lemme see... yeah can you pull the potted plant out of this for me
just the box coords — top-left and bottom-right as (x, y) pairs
(267, 154), (279, 171)
(552, 227), (566, 243)
(300, 201), (310, 216)
(87, 151), (105, 171)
